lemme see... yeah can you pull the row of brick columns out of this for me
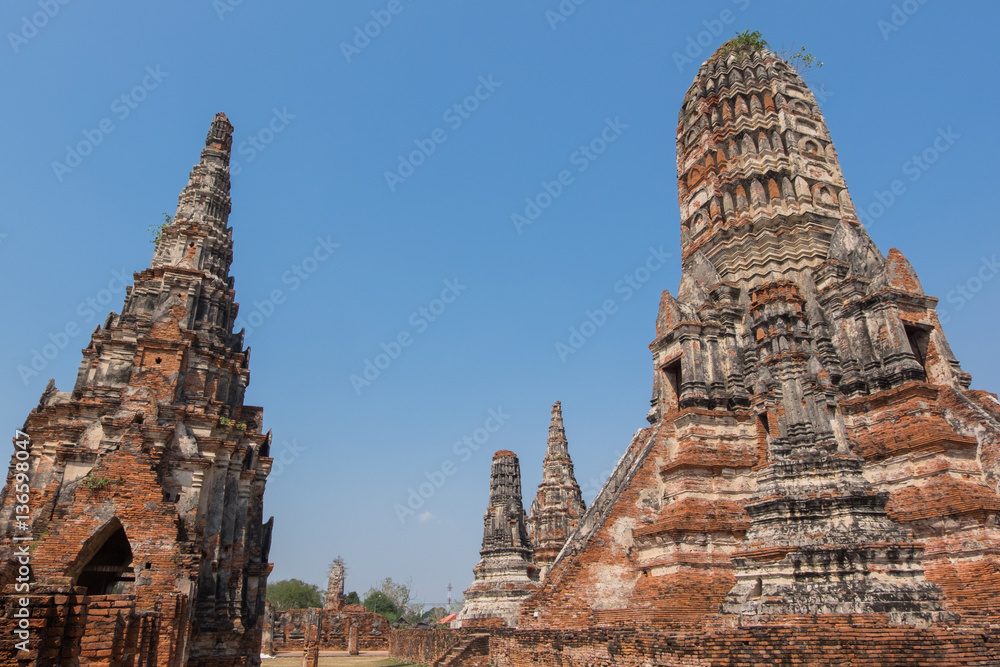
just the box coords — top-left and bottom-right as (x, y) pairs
(301, 617), (359, 665)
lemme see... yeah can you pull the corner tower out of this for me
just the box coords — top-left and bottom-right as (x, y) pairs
(0, 114), (274, 667)
(458, 451), (538, 628)
(528, 402), (585, 579)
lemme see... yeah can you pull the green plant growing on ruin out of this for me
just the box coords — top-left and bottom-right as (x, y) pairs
(147, 212), (173, 245)
(235, 422), (247, 431)
(218, 416), (232, 426)
(81, 473), (111, 490)
(780, 45), (824, 75)
(717, 30), (768, 61)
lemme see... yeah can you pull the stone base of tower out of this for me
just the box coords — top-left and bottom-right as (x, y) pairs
(457, 551), (539, 628)
(488, 619), (1000, 666)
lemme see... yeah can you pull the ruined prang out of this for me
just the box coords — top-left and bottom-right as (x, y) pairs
(458, 450), (538, 627)
(528, 401), (585, 580)
(0, 114), (274, 666)
(324, 558), (346, 612)
(519, 38), (1000, 636)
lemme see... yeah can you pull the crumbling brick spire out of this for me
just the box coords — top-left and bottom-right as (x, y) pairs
(324, 558), (346, 612)
(457, 450), (539, 628)
(151, 112), (235, 284)
(528, 401), (585, 578)
(75, 112), (249, 415)
(0, 113), (274, 666)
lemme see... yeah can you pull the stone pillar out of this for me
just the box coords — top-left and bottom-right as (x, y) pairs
(301, 646), (319, 667)
(261, 601), (274, 656)
(347, 622), (359, 655)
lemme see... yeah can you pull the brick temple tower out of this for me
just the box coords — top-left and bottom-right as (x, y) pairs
(528, 402), (585, 579)
(519, 39), (1000, 635)
(0, 113), (274, 666)
(458, 451), (539, 627)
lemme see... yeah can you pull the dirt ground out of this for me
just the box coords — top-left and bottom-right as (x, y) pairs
(264, 653), (418, 667)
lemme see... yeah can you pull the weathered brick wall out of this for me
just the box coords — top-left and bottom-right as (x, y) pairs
(492, 621), (1000, 667)
(0, 589), (164, 667)
(269, 607), (389, 651)
(388, 628), (462, 665)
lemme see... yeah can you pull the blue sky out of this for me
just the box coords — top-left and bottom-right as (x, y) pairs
(2, 1), (998, 606)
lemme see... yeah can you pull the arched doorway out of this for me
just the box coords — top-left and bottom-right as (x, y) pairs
(72, 520), (136, 595)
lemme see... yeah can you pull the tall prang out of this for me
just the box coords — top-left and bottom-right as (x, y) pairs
(457, 450), (539, 628)
(519, 38), (1000, 633)
(0, 114), (275, 666)
(528, 401), (585, 579)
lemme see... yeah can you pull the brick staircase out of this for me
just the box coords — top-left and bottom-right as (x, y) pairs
(431, 633), (490, 667)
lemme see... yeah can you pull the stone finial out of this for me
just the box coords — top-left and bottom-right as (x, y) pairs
(149, 112), (236, 289)
(546, 401), (568, 458)
(484, 451), (529, 548)
(205, 112), (234, 155)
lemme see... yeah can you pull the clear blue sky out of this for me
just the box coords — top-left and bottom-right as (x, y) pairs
(2, 1), (998, 605)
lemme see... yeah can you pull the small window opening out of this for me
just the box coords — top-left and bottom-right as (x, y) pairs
(154, 357), (162, 365)
(905, 325), (930, 369)
(758, 412), (770, 440)
(663, 359), (682, 407)
(77, 526), (134, 595)
(750, 577), (762, 598)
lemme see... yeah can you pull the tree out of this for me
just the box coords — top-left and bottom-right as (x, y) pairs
(367, 576), (412, 610)
(345, 591), (361, 605)
(362, 590), (400, 621)
(367, 576), (424, 616)
(266, 579), (322, 611)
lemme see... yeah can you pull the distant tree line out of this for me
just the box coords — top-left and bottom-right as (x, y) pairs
(266, 576), (451, 624)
